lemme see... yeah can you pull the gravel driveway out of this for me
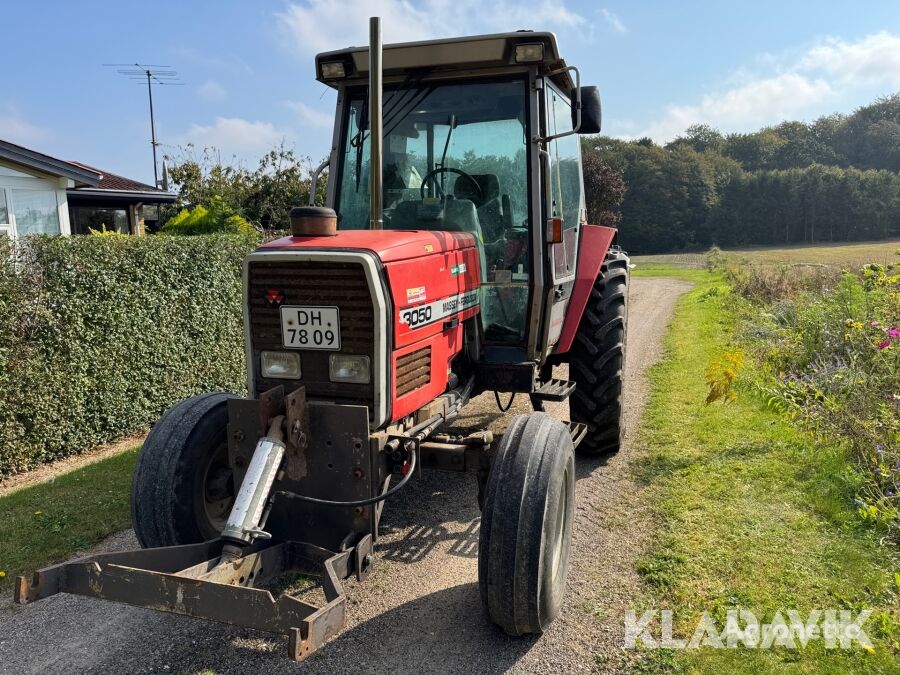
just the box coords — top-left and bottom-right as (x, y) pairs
(0, 277), (692, 675)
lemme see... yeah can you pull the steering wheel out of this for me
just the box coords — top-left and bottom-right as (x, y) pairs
(420, 167), (483, 202)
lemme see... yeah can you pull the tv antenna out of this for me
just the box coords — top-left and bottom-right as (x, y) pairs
(104, 63), (185, 187)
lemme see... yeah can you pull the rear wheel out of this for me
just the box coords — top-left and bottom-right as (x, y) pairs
(132, 392), (237, 548)
(478, 412), (575, 635)
(568, 251), (629, 455)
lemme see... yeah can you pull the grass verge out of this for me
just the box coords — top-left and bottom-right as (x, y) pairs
(631, 269), (899, 673)
(0, 446), (139, 596)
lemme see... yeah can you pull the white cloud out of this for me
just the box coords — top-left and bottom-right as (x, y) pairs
(0, 104), (50, 145)
(633, 31), (900, 142)
(276, 0), (590, 56)
(797, 31), (900, 88)
(600, 9), (626, 34)
(182, 117), (288, 157)
(285, 101), (333, 129)
(197, 80), (227, 102)
(637, 73), (831, 141)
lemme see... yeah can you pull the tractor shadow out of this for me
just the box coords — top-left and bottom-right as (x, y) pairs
(378, 518), (480, 563)
(296, 582), (540, 674)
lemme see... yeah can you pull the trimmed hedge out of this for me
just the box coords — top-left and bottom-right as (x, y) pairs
(0, 233), (259, 478)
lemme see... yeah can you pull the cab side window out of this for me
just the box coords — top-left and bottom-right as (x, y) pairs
(546, 86), (584, 232)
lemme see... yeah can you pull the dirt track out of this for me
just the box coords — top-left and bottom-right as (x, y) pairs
(0, 277), (692, 675)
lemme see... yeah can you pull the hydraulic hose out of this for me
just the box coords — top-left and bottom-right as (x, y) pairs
(495, 391), (516, 412)
(273, 447), (417, 508)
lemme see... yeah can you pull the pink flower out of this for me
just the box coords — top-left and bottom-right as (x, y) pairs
(889, 328), (900, 339)
(877, 339), (891, 349)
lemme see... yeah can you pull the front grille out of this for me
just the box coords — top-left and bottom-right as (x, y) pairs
(248, 260), (375, 406)
(396, 346), (431, 397)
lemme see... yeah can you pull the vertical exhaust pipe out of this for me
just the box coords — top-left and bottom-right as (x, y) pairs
(369, 16), (383, 229)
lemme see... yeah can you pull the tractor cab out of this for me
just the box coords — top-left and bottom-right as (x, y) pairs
(315, 32), (602, 365)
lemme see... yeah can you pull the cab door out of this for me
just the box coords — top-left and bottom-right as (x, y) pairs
(543, 81), (584, 347)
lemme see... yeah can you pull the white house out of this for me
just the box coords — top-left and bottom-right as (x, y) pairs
(0, 139), (175, 237)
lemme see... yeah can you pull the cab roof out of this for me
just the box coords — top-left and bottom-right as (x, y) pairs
(314, 30), (575, 93)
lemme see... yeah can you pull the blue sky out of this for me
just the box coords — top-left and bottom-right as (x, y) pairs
(4, 1), (900, 185)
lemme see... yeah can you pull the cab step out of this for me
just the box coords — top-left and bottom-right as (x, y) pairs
(564, 421), (587, 449)
(532, 379), (576, 402)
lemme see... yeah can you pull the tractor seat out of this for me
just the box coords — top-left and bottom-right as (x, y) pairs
(453, 174), (500, 208)
(454, 174), (504, 242)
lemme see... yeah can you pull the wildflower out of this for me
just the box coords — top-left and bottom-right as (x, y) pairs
(0, 570), (5, 579)
(889, 327), (900, 339)
(877, 444), (885, 453)
(877, 339), (891, 349)
(33, 510), (42, 516)
(888, 489), (895, 497)
(875, 467), (881, 475)
(854, 498), (865, 507)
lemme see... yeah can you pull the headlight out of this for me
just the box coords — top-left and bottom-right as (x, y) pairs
(260, 351), (301, 379)
(320, 61), (347, 79)
(514, 43), (544, 63)
(329, 354), (370, 384)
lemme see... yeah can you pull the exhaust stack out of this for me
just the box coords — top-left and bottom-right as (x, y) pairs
(369, 16), (383, 229)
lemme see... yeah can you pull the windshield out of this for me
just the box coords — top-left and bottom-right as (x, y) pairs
(336, 78), (531, 343)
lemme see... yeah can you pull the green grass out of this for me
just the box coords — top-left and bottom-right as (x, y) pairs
(0, 447), (139, 595)
(631, 271), (900, 673)
(631, 263), (710, 283)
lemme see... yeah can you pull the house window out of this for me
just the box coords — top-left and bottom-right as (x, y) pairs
(0, 189), (8, 224)
(71, 206), (129, 234)
(11, 189), (60, 235)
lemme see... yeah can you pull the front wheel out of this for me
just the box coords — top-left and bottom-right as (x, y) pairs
(131, 392), (237, 548)
(478, 412), (575, 635)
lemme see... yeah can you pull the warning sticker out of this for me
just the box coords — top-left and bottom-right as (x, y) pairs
(406, 286), (427, 303)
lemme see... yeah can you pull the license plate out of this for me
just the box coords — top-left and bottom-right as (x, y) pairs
(280, 306), (341, 350)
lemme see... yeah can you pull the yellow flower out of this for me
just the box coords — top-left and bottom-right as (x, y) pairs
(0, 570), (6, 579)
(863, 645), (876, 655)
(34, 510), (42, 516)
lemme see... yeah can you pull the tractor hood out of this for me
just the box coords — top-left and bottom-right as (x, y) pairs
(261, 229), (477, 264)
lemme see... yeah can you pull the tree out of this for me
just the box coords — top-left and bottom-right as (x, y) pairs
(161, 196), (255, 236)
(723, 129), (785, 171)
(164, 143), (327, 231)
(666, 123), (725, 154)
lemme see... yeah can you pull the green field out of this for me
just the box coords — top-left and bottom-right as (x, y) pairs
(632, 239), (900, 269)
(630, 266), (899, 673)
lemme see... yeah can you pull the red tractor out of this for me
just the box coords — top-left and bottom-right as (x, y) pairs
(16, 19), (628, 659)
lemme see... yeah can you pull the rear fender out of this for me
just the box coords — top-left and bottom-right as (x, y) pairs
(554, 225), (617, 355)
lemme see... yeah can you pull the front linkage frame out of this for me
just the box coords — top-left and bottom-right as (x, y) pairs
(16, 536), (373, 661)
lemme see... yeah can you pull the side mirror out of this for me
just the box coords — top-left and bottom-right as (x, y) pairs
(573, 86), (601, 135)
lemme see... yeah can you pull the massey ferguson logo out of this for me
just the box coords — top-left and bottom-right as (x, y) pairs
(265, 288), (286, 307)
